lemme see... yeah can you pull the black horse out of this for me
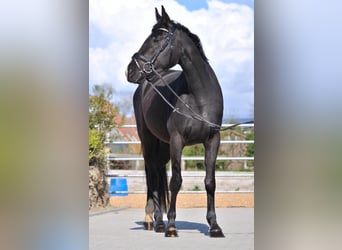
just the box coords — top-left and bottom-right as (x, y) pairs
(126, 6), (224, 237)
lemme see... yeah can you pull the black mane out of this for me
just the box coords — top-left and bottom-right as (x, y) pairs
(152, 21), (209, 62)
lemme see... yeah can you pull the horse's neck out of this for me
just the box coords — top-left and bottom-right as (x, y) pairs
(179, 47), (222, 106)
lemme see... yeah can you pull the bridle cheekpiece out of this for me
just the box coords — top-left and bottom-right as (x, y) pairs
(132, 23), (177, 76)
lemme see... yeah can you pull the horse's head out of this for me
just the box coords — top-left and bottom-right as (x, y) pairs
(126, 6), (181, 84)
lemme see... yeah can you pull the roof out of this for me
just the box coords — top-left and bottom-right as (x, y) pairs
(112, 115), (139, 141)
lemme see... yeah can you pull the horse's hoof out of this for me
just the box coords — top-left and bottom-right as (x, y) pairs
(143, 222), (154, 231)
(155, 222), (165, 233)
(209, 228), (225, 238)
(165, 227), (178, 237)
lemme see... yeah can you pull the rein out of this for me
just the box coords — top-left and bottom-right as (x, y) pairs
(147, 67), (253, 131)
(134, 25), (253, 131)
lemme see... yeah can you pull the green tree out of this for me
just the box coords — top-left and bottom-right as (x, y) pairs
(89, 129), (105, 164)
(89, 84), (123, 210)
(89, 84), (121, 166)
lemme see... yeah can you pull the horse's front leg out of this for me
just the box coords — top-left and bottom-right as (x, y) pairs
(204, 132), (225, 237)
(165, 134), (183, 237)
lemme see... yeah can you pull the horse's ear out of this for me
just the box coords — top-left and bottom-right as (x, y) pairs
(161, 5), (171, 23)
(155, 7), (161, 22)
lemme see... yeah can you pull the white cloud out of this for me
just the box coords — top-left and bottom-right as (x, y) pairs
(89, 0), (254, 119)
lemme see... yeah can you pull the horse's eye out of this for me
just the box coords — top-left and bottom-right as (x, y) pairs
(152, 31), (165, 42)
(153, 36), (161, 43)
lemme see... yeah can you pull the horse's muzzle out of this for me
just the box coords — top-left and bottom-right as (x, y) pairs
(126, 60), (145, 84)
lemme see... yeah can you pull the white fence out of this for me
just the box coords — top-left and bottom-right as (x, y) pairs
(105, 123), (254, 193)
(106, 123), (254, 161)
(106, 170), (254, 194)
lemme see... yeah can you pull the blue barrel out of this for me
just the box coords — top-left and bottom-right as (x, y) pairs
(109, 178), (128, 196)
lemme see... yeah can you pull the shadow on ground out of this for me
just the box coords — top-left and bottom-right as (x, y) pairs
(131, 221), (209, 236)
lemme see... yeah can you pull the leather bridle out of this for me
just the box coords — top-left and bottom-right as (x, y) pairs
(132, 24), (177, 76)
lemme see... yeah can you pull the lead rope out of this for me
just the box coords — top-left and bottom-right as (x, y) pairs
(147, 66), (253, 131)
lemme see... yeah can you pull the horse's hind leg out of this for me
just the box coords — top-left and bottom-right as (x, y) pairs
(144, 195), (154, 230)
(144, 159), (168, 232)
(142, 137), (170, 233)
(204, 132), (225, 237)
(143, 161), (165, 232)
(143, 164), (154, 230)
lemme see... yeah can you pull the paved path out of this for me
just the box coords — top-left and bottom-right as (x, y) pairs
(90, 207), (254, 250)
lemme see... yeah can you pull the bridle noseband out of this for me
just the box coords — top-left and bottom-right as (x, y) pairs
(132, 24), (177, 76)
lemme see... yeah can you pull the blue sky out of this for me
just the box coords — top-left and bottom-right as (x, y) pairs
(175, 0), (253, 10)
(90, 0), (254, 120)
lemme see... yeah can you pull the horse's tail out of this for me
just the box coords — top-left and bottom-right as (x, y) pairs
(159, 164), (169, 213)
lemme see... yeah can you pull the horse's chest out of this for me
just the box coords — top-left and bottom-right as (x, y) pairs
(167, 113), (210, 145)
(142, 103), (170, 142)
